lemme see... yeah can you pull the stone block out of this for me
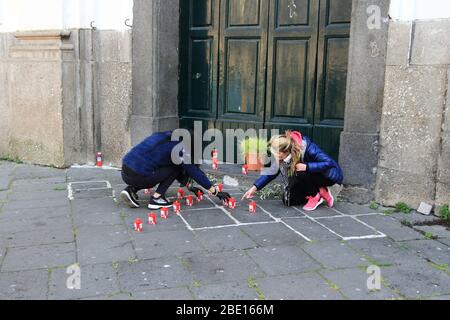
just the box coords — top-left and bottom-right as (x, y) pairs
(386, 21), (412, 66)
(0, 270), (49, 300)
(411, 20), (450, 65)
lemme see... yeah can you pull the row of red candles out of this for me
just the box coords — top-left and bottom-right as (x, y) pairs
(134, 189), (257, 232)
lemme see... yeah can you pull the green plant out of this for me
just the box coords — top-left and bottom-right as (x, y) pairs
(383, 209), (395, 216)
(439, 205), (450, 220)
(424, 232), (437, 240)
(239, 137), (268, 159)
(370, 201), (379, 210)
(395, 202), (412, 214)
(0, 154), (23, 164)
(258, 183), (284, 200)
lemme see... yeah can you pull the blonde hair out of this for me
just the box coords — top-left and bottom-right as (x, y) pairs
(269, 130), (302, 176)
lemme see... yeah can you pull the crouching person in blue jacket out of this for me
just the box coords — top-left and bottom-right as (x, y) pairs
(120, 130), (231, 210)
(242, 131), (343, 211)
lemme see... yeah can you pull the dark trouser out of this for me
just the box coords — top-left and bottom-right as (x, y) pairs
(121, 164), (188, 196)
(283, 172), (335, 206)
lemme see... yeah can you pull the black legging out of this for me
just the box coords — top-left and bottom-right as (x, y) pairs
(283, 172), (335, 206)
(121, 164), (187, 196)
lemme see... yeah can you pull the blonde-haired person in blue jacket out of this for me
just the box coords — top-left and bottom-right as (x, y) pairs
(242, 131), (344, 211)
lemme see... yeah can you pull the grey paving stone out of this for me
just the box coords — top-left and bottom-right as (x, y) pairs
(1, 197), (70, 211)
(246, 246), (321, 276)
(184, 251), (265, 285)
(240, 223), (307, 247)
(8, 190), (67, 201)
(71, 181), (111, 190)
(66, 168), (108, 182)
(301, 241), (369, 269)
(73, 210), (123, 228)
(191, 282), (259, 300)
(320, 268), (401, 300)
(1, 243), (76, 272)
(0, 205), (71, 221)
(257, 200), (305, 218)
(382, 262), (450, 298)
(48, 263), (120, 300)
(3, 226), (74, 248)
(257, 273), (344, 300)
(347, 238), (419, 266)
(71, 197), (120, 215)
(391, 211), (442, 225)
(426, 295), (450, 300)
(81, 293), (133, 300)
(282, 218), (341, 242)
(132, 230), (205, 260)
(117, 257), (194, 293)
(0, 269), (49, 300)
(437, 238), (450, 247)
(333, 202), (377, 216)
(0, 175), (12, 191)
(357, 215), (424, 242)
(132, 287), (194, 300)
(299, 206), (343, 218)
(182, 208), (236, 229)
(71, 188), (114, 200)
(225, 203), (276, 224)
(194, 227), (258, 252)
(414, 225), (450, 239)
(11, 176), (67, 188)
(403, 240), (450, 266)
(14, 165), (66, 180)
(316, 216), (381, 238)
(0, 212), (72, 234)
(76, 225), (135, 265)
(0, 191), (8, 202)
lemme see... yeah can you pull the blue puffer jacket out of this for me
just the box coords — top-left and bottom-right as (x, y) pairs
(122, 131), (212, 189)
(254, 136), (344, 190)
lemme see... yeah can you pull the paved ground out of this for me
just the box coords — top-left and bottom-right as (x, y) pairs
(1, 161), (450, 300)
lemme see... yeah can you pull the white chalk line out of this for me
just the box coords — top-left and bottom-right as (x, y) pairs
(191, 220), (279, 231)
(293, 207), (344, 240)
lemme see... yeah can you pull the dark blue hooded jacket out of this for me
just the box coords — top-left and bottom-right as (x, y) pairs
(254, 136), (344, 190)
(122, 131), (212, 189)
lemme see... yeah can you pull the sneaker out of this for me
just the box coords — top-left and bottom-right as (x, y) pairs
(303, 193), (324, 211)
(120, 187), (140, 208)
(148, 195), (173, 210)
(319, 187), (334, 208)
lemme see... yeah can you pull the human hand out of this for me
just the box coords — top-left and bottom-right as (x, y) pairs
(242, 186), (257, 201)
(216, 192), (231, 203)
(295, 163), (307, 172)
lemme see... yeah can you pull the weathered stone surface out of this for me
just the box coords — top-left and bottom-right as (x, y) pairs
(282, 218), (342, 242)
(257, 273), (344, 300)
(184, 251), (265, 285)
(386, 21), (412, 66)
(357, 215), (424, 242)
(240, 223), (307, 247)
(0, 269), (49, 300)
(193, 227), (258, 252)
(411, 20), (450, 65)
(403, 239), (450, 266)
(1, 243), (76, 272)
(376, 66), (447, 207)
(132, 287), (194, 300)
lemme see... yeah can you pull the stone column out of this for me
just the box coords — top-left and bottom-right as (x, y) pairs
(339, 0), (390, 203)
(131, 0), (180, 145)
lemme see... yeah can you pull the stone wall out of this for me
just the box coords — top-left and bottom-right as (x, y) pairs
(0, 29), (132, 168)
(376, 19), (450, 208)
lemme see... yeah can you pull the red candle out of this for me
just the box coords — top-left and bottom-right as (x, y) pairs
(134, 218), (143, 232)
(242, 165), (249, 175)
(160, 207), (169, 219)
(96, 152), (103, 167)
(148, 213), (157, 225)
(249, 201), (257, 214)
(218, 183), (223, 192)
(186, 195), (194, 207)
(174, 201), (181, 215)
(228, 197), (237, 209)
(197, 191), (203, 202)
(144, 188), (152, 195)
(177, 188), (185, 199)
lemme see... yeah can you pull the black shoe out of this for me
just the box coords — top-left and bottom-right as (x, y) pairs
(120, 187), (140, 208)
(148, 195), (173, 210)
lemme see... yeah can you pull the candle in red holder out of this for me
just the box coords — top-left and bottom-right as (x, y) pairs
(134, 218), (143, 232)
(186, 195), (194, 207)
(174, 201), (181, 215)
(212, 158), (219, 170)
(197, 191), (203, 202)
(177, 188), (185, 199)
(249, 201), (257, 214)
(144, 188), (152, 195)
(148, 213), (157, 225)
(212, 149), (219, 160)
(96, 152), (103, 167)
(218, 183), (223, 192)
(228, 197), (237, 209)
(242, 164), (249, 175)
(160, 207), (169, 219)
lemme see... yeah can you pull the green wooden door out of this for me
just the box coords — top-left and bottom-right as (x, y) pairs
(179, 0), (352, 162)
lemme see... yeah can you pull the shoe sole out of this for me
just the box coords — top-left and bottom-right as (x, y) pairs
(148, 203), (173, 210)
(120, 191), (140, 208)
(326, 187), (334, 208)
(303, 198), (324, 211)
